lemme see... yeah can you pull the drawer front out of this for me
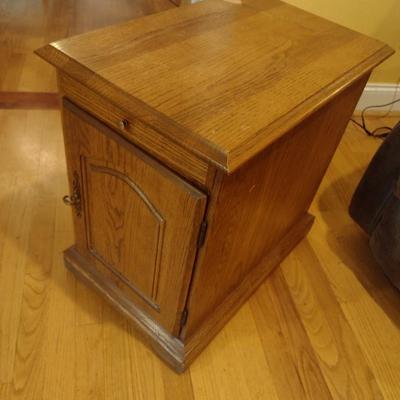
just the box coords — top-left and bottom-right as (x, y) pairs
(58, 72), (211, 187)
(62, 99), (207, 334)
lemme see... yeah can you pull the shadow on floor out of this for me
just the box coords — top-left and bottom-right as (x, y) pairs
(317, 168), (400, 329)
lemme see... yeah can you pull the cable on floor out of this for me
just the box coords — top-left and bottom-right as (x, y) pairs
(350, 98), (400, 139)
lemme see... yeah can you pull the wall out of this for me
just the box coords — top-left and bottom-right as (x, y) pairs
(284, 0), (400, 84)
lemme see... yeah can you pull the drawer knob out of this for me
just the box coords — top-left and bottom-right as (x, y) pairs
(118, 119), (129, 130)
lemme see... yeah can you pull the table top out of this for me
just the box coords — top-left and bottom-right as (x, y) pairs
(36, 0), (393, 172)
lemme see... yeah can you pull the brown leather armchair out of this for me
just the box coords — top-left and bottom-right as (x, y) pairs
(350, 122), (400, 289)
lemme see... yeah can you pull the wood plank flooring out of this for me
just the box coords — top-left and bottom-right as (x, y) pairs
(1, 0), (400, 398)
(0, 0), (174, 93)
(0, 108), (399, 399)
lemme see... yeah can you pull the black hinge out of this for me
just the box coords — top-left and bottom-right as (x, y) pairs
(197, 220), (208, 248)
(180, 309), (189, 328)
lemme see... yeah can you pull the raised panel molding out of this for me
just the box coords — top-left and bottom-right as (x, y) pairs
(84, 160), (165, 310)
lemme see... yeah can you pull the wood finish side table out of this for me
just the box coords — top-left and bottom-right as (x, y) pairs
(36, 0), (393, 372)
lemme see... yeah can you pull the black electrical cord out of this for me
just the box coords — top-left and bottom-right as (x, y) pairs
(350, 97), (400, 139)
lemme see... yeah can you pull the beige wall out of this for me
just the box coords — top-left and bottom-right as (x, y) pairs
(284, 0), (400, 83)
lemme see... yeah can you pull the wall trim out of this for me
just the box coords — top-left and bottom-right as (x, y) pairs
(355, 83), (400, 113)
(0, 92), (59, 109)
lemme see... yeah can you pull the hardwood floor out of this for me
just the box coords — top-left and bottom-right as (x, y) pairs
(0, 108), (399, 399)
(0, 0), (173, 92)
(1, 0), (400, 398)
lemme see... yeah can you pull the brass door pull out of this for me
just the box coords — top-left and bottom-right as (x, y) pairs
(63, 171), (82, 216)
(63, 194), (79, 206)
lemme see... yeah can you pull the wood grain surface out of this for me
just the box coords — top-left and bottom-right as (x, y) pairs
(0, 0), (174, 93)
(1, 0), (399, 397)
(184, 75), (368, 338)
(57, 73), (212, 188)
(62, 101), (207, 334)
(1, 107), (400, 397)
(0, 92), (59, 109)
(35, 0), (393, 171)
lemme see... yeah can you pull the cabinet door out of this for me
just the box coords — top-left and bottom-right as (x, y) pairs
(62, 100), (207, 334)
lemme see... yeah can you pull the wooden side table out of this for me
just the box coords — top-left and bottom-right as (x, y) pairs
(36, 0), (393, 372)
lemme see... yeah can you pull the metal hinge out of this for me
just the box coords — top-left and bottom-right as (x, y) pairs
(180, 309), (189, 328)
(197, 221), (208, 248)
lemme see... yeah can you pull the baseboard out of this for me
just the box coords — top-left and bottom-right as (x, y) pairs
(0, 92), (59, 109)
(355, 83), (400, 114)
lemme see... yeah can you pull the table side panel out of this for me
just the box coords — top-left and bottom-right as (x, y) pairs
(184, 74), (369, 338)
